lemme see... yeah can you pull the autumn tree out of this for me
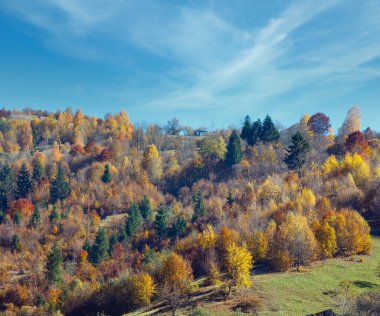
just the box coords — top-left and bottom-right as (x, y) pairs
(307, 112), (331, 135)
(339, 106), (361, 136)
(11, 234), (22, 252)
(32, 159), (45, 182)
(17, 122), (33, 151)
(143, 144), (163, 181)
(260, 115), (280, 143)
(314, 221), (336, 259)
(15, 162), (32, 199)
(101, 164), (112, 183)
(199, 136), (226, 161)
(284, 131), (310, 175)
(278, 213), (317, 271)
(225, 130), (242, 166)
(90, 228), (110, 266)
(46, 242), (64, 285)
(126, 272), (155, 308)
(344, 131), (370, 156)
(225, 243), (253, 295)
(165, 118), (181, 135)
(161, 253), (193, 315)
(50, 163), (71, 204)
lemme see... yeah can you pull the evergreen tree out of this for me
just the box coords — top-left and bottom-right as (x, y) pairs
(226, 191), (234, 206)
(101, 164), (112, 183)
(11, 234), (21, 252)
(169, 215), (187, 240)
(260, 115), (280, 143)
(46, 242), (63, 285)
(109, 232), (118, 254)
(30, 205), (41, 227)
(248, 119), (262, 146)
(225, 130), (243, 167)
(155, 203), (170, 238)
(49, 205), (60, 222)
(240, 115), (252, 143)
(0, 164), (13, 220)
(192, 191), (206, 223)
(82, 239), (91, 254)
(284, 131), (310, 175)
(90, 228), (110, 266)
(125, 202), (143, 237)
(50, 163), (71, 204)
(139, 195), (152, 221)
(14, 211), (21, 225)
(32, 160), (44, 182)
(15, 162), (32, 199)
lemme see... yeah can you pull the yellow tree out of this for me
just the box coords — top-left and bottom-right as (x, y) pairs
(249, 230), (268, 261)
(143, 144), (163, 181)
(225, 243), (253, 295)
(321, 155), (339, 177)
(314, 221), (337, 259)
(127, 272), (155, 308)
(161, 252), (193, 315)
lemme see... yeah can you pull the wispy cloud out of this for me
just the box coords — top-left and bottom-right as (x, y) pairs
(1, 0), (380, 127)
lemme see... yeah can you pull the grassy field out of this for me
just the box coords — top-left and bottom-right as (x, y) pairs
(130, 236), (380, 316)
(253, 236), (380, 315)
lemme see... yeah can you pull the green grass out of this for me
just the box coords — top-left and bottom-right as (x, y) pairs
(253, 236), (380, 315)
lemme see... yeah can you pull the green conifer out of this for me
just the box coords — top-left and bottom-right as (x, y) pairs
(101, 164), (112, 183)
(225, 130), (243, 166)
(260, 115), (280, 143)
(15, 162), (32, 199)
(284, 131), (310, 175)
(46, 242), (64, 285)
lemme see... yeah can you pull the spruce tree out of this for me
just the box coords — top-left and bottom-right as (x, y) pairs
(50, 163), (71, 204)
(192, 191), (205, 223)
(82, 239), (91, 254)
(11, 234), (21, 252)
(139, 195), (152, 221)
(284, 131), (310, 175)
(240, 115), (252, 143)
(30, 205), (41, 227)
(260, 115), (280, 143)
(90, 228), (110, 266)
(225, 130), (243, 167)
(49, 205), (60, 222)
(248, 119), (262, 146)
(46, 242), (63, 285)
(155, 203), (170, 238)
(0, 164), (13, 219)
(101, 164), (112, 183)
(15, 162), (32, 199)
(32, 160), (44, 182)
(169, 215), (187, 240)
(125, 202), (143, 237)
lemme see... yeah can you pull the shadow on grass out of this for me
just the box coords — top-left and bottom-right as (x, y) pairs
(353, 280), (378, 288)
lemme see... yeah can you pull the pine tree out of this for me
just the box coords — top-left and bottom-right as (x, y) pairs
(139, 195), (152, 221)
(46, 242), (64, 285)
(50, 163), (71, 204)
(101, 164), (112, 183)
(125, 202), (143, 237)
(49, 205), (60, 222)
(248, 119), (262, 146)
(225, 130), (243, 166)
(226, 191), (234, 206)
(90, 228), (110, 266)
(284, 131), (310, 175)
(14, 211), (21, 225)
(155, 203), (170, 238)
(11, 234), (22, 252)
(240, 115), (252, 143)
(83, 239), (91, 254)
(32, 160), (44, 182)
(15, 162), (32, 199)
(260, 115), (280, 143)
(192, 191), (205, 223)
(30, 205), (41, 227)
(0, 164), (13, 219)
(170, 215), (187, 240)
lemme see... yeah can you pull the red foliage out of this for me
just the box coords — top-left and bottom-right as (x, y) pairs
(98, 148), (111, 161)
(9, 198), (35, 219)
(307, 112), (331, 135)
(345, 131), (370, 155)
(70, 144), (86, 156)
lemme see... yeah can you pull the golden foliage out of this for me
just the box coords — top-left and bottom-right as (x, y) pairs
(225, 243), (253, 290)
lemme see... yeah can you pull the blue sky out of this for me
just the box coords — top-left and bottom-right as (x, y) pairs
(0, 0), (379, 130)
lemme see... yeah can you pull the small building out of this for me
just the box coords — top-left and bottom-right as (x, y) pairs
(307, 309), (336, 316)
(193, 129), (208, 137)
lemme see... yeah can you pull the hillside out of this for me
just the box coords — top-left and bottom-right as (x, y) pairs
(0, 108), (379, 316)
